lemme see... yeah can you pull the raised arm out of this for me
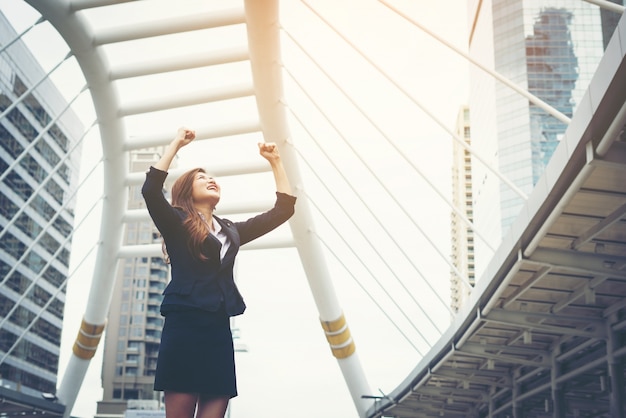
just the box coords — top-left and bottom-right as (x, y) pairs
(154, 127), (196, 172)
(258, 142), (292, 195)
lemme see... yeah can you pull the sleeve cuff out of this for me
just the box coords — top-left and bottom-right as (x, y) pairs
(276, 191), (297, 205)
(146, 166), (169, 180)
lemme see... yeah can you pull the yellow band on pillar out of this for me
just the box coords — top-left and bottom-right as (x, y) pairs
(325, 327), (351, 346)
(320, 313), (356, 359)
(320, 314), (346, 332)
(331, 342), (356, 359)
(72, 318), (106, 360)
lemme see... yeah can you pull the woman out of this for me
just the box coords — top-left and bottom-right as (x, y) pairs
(141, 127), (296, 418)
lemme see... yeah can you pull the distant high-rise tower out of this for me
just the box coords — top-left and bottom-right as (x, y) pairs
(467, 0), (621, 279)
(0, 11), (83, 400)
(450, 106), (474, 313)
(96, 149), (170, 416)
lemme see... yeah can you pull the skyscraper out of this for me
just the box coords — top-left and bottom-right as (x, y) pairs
(450, 106), (475, 313)
(467, 0), (621, 279)
(96, 149), (170, 416)
(0, 9), (83, 402)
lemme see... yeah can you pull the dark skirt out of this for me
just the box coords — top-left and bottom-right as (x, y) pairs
(154, 307), (237, 398)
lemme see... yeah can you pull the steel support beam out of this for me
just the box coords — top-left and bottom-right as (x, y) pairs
(608, 314), (626, 418)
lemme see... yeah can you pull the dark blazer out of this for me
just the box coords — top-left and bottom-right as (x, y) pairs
(141, 166), (296, 316)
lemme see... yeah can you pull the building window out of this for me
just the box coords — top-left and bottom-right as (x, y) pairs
(3, 169), (33, 201)
(48, 123), (69, 152)
(0, 123), (25, 158)
(0, 192), (18, 219)
(128, 341), (141, 351)
(42, 264), (65, 287)
(0, 231), (27, 260)
(7, 107), (37, 142)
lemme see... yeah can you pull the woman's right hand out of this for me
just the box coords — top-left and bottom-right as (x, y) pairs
(152, 127), (196, 172)
(175, 127), (196, 148)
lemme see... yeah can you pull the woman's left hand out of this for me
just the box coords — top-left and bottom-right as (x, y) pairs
(259, 142), (292, 194)
(258, 142), (281, 163)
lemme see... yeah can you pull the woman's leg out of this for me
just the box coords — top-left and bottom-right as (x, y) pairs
(164, 391), (197, 418)
(195, 396), (229, 418)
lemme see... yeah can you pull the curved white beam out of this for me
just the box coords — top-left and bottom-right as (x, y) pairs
(123, 198), (275, 223)
(123, 120), (261, 150)
(26, 1), (127, 416)
(92, 8), (246, 45)
(124, 159), (270, 186)
(118, 236), (295, 259)
(118, 82), (255, 116)
(110, 46), (250, 80)
(243, 1), (372, 416)
(69, 0), (135, 12)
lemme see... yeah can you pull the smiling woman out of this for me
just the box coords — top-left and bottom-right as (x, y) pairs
(141, 127), (296, 418)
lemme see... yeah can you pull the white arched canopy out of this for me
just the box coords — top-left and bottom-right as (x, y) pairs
(26, 0), (372, 416)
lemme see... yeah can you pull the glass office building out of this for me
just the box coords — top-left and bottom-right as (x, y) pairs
(467, 0), (621, 278)
(0, 11), (83, 398)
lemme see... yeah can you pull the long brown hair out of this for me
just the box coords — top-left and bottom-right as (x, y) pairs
(169, 168), (212, 261)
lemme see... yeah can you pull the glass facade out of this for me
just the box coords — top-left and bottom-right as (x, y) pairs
(0, 12), (83, 398)
(468, 0), (620, 278)
(526, 8), (577, 184)
(494, 0), (607, 229)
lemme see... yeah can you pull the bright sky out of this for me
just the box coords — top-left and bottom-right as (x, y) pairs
(1, 1), (469, 417)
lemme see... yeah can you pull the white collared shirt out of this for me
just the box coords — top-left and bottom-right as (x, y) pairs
(199, 212), (231, 261)
(209, 217), (230, 261)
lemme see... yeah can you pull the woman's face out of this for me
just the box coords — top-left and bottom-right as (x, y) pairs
(191, 171), (220, 207)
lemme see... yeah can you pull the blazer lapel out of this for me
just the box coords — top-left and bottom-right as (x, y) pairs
(214, 216), (240, 264)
